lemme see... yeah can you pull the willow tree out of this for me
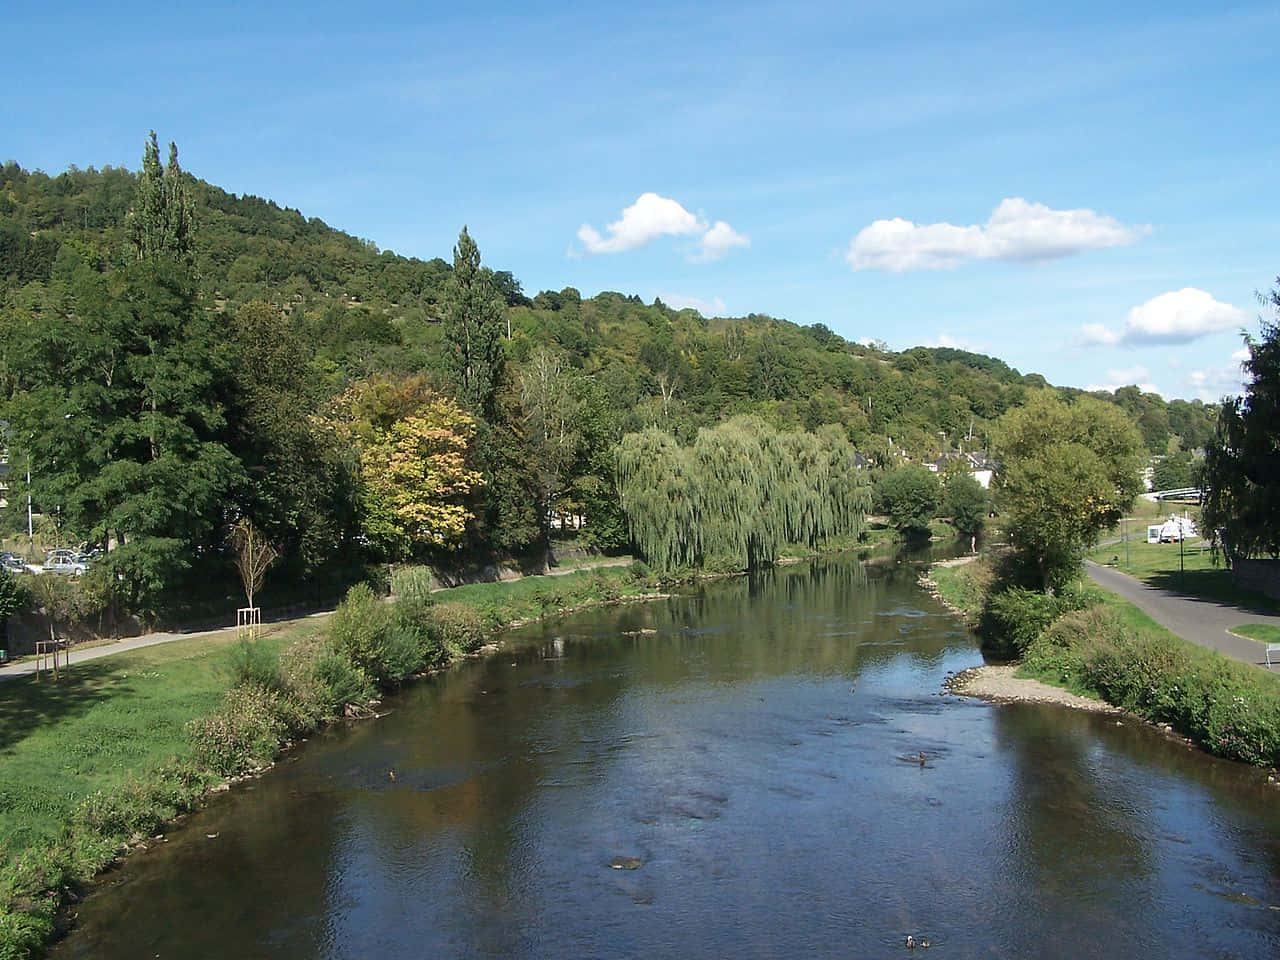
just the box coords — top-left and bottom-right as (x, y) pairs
(692, 422), (768, 569)
(616, 428), (699, 572)
(819, 427), (872, 544)
(616, 420), (870, 574)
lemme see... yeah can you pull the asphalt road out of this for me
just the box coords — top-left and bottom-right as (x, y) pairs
(1086, 561), (1280, 669)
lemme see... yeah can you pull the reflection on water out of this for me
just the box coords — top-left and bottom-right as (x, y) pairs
(53, 556), (1280, 959)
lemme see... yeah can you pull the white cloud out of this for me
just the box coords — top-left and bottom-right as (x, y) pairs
(1079, 323), (1122, 346)
(925, 332), (971, 349)
(659, 292), (727, 315)
(577, 193), (749, 262)
(1187, 348), (1250, 401)
(577, 193), (703, 254)
(692, 220), (750, 262)
(1078, 288), (1247, 347)
(847, 197), (1146, 272)
(1085, 365), (1163, 395)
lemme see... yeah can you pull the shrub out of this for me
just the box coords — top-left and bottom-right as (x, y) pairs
(187, 685), (287, 777)
(980, 584), (1092, 657)
(425, 602), (488, 658)
(589, 570), (623, 603)
(226, 638), (283, 691)
(391, 594), (443, 670)
(328, 583), (397, 684)
(1023, 605), (1280, 766)
(310, 651), (374, 713)
(390, 565), (437, 604)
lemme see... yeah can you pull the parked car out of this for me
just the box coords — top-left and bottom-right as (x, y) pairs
(42, 550), (88, 576)
(0, 553), (26, 573)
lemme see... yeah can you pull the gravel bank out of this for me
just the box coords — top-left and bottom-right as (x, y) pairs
(947, 664), (1121, 714)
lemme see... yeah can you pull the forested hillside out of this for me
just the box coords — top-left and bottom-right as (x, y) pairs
(0, 148), (1220, 610)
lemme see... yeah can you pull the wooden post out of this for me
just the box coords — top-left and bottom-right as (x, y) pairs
(236, 606), (262, 640)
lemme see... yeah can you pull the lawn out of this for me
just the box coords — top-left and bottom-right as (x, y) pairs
(1086, 536), (1279, 612)
(1230, 623), (1280, 645)
(0, 618), (324, 860)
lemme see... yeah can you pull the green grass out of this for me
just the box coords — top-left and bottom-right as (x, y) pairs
(0, 620), (321, 861)
(1087, 536), (1280, 612)
(927, 560), (990, 620)
(1231, 623), (1280, 645)
(1, 563), (661, 958)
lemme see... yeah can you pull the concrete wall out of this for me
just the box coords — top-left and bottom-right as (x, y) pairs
(1233, 558), (1280, 601)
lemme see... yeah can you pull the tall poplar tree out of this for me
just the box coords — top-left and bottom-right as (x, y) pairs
(5, 135), (241, 604)
(125, 131), (196, 264)
(442, 227), (504, 420)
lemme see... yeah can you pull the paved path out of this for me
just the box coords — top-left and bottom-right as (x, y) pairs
(0, 557), (635, 682)
(1086, 561), (1280, 669)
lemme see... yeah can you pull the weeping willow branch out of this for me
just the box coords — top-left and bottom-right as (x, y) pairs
(615, 419), (870, 574)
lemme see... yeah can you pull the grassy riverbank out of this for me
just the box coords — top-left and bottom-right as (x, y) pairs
(0, 564), (661, 960)
(930, 557), (1280, 769)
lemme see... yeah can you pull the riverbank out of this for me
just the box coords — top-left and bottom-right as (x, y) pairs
(928, 554), (1280, 772)
(946, 664), (1119, 713)
(0, 563), (667, 960)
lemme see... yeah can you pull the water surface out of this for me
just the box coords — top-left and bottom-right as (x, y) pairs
(53, 556), (1280, 958)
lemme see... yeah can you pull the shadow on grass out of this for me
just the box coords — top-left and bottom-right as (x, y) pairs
(1144, 569), (1280, 616)
(0, 661), (142, 752)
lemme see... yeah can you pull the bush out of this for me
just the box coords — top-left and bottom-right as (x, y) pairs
(390, 565), (437, 604)
(328, 583), (397, 684)
(226, 639), (283, 691)
(1023, 605), (1280, 766)
(980, 586), (1083, 657)
(187, 685), (288, 777)
(425, 602), (488, 658)
(310, 650), (374, 713)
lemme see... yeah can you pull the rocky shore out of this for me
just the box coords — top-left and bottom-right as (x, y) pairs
(946, 664), (1121, 714)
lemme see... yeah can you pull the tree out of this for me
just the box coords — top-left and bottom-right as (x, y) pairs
(125, 131), (195, 264)
(994, 392), (1144, 589)
(945, 473), (989, 540)
(331, 377), (484, 559)
(1151, 451), (1195, 491)
(441, 227), (504, 420)
(519, 349), (581, 536)
(230, 518), (278, 610)
(224, 301), (359, 573)
(1202, 284), (1280, 560)
(616, 419), (869, 573)
(875, 465), (940, 536)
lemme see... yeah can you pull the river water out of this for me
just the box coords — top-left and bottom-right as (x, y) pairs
(51, 555), (1280, 959)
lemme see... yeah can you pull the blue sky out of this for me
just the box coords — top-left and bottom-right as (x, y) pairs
(5, 0), (1277, 399)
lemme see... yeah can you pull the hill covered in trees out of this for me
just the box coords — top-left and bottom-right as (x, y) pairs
(0, 147), (1221, 609)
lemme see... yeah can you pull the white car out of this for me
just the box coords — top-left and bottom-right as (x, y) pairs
(40, 552), (88, 576)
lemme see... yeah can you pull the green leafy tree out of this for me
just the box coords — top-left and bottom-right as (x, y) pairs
(519, 349), (582, 536)
(442, 227), (504, 420)
(945, 473), (989, 539)
(225, 301), (359, 571)
(1151, 450), (1196, 491)
(875, 465), (941, 536)
(995, 392), (1144, 589)
(125, 131), (196, 264)
(1202, 284), (1280, 560)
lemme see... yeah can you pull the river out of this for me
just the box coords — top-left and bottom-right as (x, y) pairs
(50, 554), (1280, 958)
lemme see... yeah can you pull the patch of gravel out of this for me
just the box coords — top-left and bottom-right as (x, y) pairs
(946, 665), (1121, 714)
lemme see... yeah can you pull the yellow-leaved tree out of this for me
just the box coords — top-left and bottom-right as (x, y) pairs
(331, 376), (484, 559)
